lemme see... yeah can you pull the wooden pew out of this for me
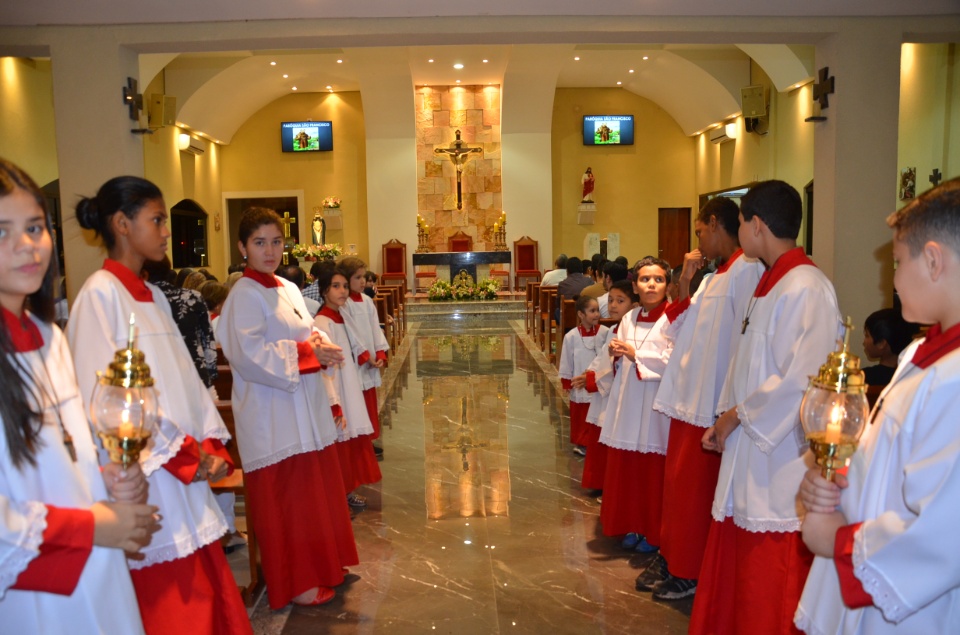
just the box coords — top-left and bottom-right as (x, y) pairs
(525, 281), (540, 335)
(555, 298), (577, 368)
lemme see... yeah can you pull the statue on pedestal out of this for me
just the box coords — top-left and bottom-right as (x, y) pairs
(581, 167), (595, 203)
(312, 211), (326, 245)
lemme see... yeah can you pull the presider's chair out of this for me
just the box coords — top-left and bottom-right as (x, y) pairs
(513, 236), (541, 292)
(448, 230), (473, 252)
(381, 239), (408, 294)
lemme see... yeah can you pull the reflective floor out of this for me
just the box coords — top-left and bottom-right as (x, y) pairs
(251, 321), (692, 634)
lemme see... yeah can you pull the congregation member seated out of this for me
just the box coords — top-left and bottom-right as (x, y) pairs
(277, 263), (321, 317)
(861, 307), (920, 387)
(540, 253), (569, 286)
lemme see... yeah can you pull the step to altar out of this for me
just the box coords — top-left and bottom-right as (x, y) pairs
(405, 298), (524, 323)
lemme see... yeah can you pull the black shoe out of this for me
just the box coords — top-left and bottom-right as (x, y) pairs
(373, 445), (384, 456)
(652, 574), (697, 600)
(635, 554), (669, 592)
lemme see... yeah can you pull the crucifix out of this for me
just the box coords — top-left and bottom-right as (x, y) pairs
(434, 129), (483, 210)
(805, 66), (836, 123)
(930, 168), (943, 187)
(280, 211), (296, 265)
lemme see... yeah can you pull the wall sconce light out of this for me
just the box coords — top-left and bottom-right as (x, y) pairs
(178, 133), (191, 151)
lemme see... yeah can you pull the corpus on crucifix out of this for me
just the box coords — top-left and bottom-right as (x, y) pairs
(434, 129), (483, 210)
(280, 210), (296, 265)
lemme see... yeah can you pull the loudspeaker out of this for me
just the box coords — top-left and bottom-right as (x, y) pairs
(148, 94), (177, 129)
(740, 85), (766, 118)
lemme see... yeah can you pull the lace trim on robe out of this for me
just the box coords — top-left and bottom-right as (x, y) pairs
(598, 438), (668, 455)
(736, 402), (777, 455)
(243, 440), (336, 473)
(127, 514), (227, 570)
(0, 501), (48, 597)
(853, 525), (907, 623)
(709, 506), (802, 534)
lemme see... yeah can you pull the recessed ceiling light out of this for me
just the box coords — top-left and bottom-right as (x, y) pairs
(482, 59), (488, 63)
(456, 79), (461, 84)
(292, 86), (298, 91)
(616, 81), (622, 85)
(326, 85), (332, 89)
(629, 69), (635, 73)
(453, 63), (464, 69)
(642, 56), (649, 60)
(428, 58), (434, 63)
(270, 61), (276, 66)
(574, 56), (580, 61)
(336, 59), (343, 64)
(282, 74), (288, 78)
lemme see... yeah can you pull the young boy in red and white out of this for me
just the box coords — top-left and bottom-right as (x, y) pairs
(689, 180), (841, 635)
(599, 257), (674, 554)
(795, 178), (960, 634)
(579, 280), (637, 492)
(559, 295), (608, 456)
(640, 197), (764, 600)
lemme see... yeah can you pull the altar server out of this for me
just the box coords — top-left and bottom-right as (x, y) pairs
(689, 180), (840, 635)
(796, 178), (960, 634)
(0, 159), (158, 634)
(217, 207), (358, 609)
(579, 280), (636, 490)
(560, 295), (609, 454)
(599, 258), (674, 553)
(68, 176), (251, 634)
(639, 198), (764, 600)
(312, 261), (382, 509)
(339, 257), (389, 443)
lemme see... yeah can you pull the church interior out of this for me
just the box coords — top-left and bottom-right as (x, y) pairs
(2, 1), (960, 633)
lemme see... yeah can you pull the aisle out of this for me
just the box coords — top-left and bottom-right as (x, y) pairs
(252, 322), (692, 634)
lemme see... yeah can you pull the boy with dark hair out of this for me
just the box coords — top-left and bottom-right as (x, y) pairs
(862, 308), (920, 387)
(796, 178), (960, 634)
(641, 196), (764, 600)
(690, 180), (841, 634)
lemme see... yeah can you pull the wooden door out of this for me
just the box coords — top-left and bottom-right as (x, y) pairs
(657, 207), (691, 270)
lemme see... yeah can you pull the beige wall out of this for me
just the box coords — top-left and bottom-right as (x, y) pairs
(0, 58), (58, 187)
(219, 91), (368, 267)
(552, 88), (697, 264)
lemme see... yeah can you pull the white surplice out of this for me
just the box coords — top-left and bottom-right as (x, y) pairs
(559, 325), (609, 405)
(796, 340), (960, 634)
(713, 264), (840, 532)
(68, 271), (228, 568)
(216, 276), (340, 471)
(341, 293), (390, 391)
(599, 307), (673, 454)
(313, 311), (374, 441)
(586, 327), (619, 427)
(0, 317), (144, 634)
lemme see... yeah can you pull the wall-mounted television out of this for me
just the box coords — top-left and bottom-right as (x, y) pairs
(280, 121), (333, 153)
(582, 115), (634, 146)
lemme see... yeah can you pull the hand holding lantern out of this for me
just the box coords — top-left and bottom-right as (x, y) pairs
(91, 314), (159, 469)
(799, 316), (870, 481)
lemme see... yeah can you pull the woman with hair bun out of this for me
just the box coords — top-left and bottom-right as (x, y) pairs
(68, 176), (252, 635)
(0, 159), (158, 633)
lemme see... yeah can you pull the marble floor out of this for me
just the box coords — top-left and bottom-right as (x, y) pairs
(245, 319), (692, 634)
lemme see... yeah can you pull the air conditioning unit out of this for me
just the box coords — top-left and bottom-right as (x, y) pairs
(178, 134), (205, 155)
(709, 126), (733, 144)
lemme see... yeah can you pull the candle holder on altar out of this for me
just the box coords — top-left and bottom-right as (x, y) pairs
(416, 214), (432, 253)
(90, 314), (158, 469)
(799, 316), (869, 481)
(492, 212), (509, 251)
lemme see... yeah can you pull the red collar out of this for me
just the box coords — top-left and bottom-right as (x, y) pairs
(210, 312), (219, 320)
(242, 267), (281, 288)
(578, 324), (599, 337)
(754, 247), (815, 298)
(349, 292), (365, 303)
(103, 259), (153, 303)
(2, 308), (43, 352)
(612, 324), (619, 334)
(715, 248), (743, 275)
(318, 305), (344, 324)
(637, 300), (667, 323)
(911, 322), (960, 369)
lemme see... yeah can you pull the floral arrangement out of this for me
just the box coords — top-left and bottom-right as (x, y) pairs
(427, 273), (500, 301)
(291, 243), (342, 261)
(322, 196), (341, 209)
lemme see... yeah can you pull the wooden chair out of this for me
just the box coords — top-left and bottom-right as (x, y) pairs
(525, 281), (540, 334)
(380, 239), (408, 294)
(555, 298), (577, 368)
(599, 317), (620, 330)
(513, 236), (541, 292)
(448, 230), (473, 253)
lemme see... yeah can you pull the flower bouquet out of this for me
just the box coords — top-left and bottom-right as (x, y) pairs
(291, 243), (343, 261)
(427, 279), (453, 301)
(322, 196), (341, 209)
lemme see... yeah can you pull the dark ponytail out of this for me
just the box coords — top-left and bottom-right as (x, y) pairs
(76, 176), (163, 250)
(0, 158), (59, 468)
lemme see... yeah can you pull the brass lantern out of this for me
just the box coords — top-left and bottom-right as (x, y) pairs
(799, 317), (870, 481)
(90, 314), (158, 468)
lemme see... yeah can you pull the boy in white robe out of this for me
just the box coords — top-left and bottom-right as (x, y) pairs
(690, 180), (841, 635)
(796, 178), (960, 634)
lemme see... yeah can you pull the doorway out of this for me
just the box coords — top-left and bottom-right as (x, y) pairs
(224, 195), (301, 268)
(170, 199), (208, 268)
(657, 207), (691, 270)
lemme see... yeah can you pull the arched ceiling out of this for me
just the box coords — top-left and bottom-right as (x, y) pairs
(169, 43), (815, 143)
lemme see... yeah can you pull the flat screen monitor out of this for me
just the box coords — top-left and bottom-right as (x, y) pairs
(280, 121), (333, 152)
(582, 115), (634, 146)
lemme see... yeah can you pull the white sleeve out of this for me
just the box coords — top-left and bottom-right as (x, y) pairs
(558, 331), (576, 381)
(0, 496), (47, 597)
(365, 297), (389, 353)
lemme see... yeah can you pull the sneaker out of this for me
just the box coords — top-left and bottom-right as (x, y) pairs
(621, 533), (641, 550)
(347, 493), (367, 508)
(635, 537), (659, 553)
(652, 575), (698, 601)
(635, 554), (669, 592)
(572, 445), (587, 457)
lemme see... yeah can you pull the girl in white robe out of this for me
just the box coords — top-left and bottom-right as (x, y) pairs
(0, 160), (156, 634)
(216, 207), (358, 609)
(312, 262), (381, 508)
(559, 295), (608, 452)
(68, 176), (251, 635)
